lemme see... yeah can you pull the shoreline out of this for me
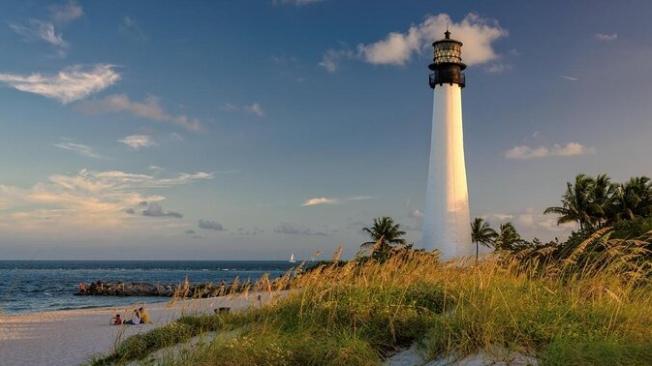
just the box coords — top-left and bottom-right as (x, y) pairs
(0, 292), (273, 366)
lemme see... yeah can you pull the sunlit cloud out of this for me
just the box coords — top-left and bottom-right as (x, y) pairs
(302, 195), (372, 207)
(302, 197), (337, 206)
(0, 65), (120, 103)
(320, 13), (507, 72)
(561, 75), (579, 81)
(79, 94), (202, 131)
(0, 169), (212, 232)
(119, 134), (156, 150)
(505, 142), (595, 160)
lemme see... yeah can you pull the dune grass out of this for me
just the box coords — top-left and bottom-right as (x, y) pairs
(91, 245), (652, 366)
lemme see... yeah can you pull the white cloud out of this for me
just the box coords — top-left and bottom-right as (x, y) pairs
(54, 141), (102, 159)
(79, 94), (202, 131)
(119, 134), (156, 150)
(244, 103), (265, 117)
(0, 65), (120, 104)
(357, 13), (506, 67)
(302, 195), (372, 207)
(303, 197), (337, 206)
(561, 75), (579, 81)
(595, 33), (618, 42)
(505, 142), (595, 160)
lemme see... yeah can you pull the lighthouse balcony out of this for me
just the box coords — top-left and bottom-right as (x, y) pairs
(429, 70), (465, 89)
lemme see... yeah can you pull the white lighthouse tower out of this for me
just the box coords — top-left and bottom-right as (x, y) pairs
(422, 31), (473, 260)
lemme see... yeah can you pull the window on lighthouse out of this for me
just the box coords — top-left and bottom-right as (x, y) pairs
(434, 43), (461, 64)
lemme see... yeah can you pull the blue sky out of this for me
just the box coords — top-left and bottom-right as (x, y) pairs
(1, 0), (651, 259)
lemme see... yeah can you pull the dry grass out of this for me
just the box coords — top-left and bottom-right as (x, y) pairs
(92, 239), (652, 366)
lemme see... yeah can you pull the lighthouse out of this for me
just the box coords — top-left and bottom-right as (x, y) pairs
(422, 31), (473, 260)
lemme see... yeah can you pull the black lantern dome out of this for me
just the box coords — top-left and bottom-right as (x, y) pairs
(428, 31), (466, 88)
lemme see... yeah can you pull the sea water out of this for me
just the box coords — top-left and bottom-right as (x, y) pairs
(0, 260), (294, 314)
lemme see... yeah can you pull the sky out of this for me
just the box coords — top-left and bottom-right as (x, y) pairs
(1, 0), (651, 260)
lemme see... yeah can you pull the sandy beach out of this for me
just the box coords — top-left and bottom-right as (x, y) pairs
(0, 294), (269, 366)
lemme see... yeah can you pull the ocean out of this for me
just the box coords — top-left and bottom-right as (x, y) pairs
(0, 260), (295, 314)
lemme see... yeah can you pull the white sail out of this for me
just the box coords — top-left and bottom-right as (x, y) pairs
(289, 253), (296, 263)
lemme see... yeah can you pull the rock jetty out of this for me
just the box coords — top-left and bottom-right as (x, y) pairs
(76, 277), (291, 298)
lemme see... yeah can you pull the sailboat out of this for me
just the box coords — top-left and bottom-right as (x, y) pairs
(289, 253), (296, 264)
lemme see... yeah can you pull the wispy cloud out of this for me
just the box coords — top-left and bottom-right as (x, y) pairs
(595, 33), (618, 42)
(119, 134), (156, 150)
(273, 222), (327, 236)
(119, 16), (147, 41)
(221, 102), (266, 118)
(320, 13), (506, 72)
(0, 169), (210, 231)
(244, 103), (265, 117)
(10, 20), (67, 48)
(485, 63), (512, 74)
(318, 49), (355, 73)
(9, 1), (83, 56)
(54, 141), (102, 159)
(561, 75), (579, 81)
(49, 1), (83, 24)
(505, 142), (595, 160)
(79, 94), (202, 131)
(302, 195), (372, 206)
(198, 219), (224, 231)
(0, 65), (120, 103)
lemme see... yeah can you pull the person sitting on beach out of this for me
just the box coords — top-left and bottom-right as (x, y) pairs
(112, 314), (123, 325)
(138, 307), (150, 324)
(124, 309), (141, 325)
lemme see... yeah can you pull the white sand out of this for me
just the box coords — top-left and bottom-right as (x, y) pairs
(0, 293), (273, 366)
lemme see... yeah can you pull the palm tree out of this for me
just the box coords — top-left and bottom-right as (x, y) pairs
(470, 218), (497, 263)
(544, 174), (597, 232)
(361, 217), (406, 260)
(495, 222), (522, 251)
(613, 177), (652, 220)
(590, 174), (617, 226)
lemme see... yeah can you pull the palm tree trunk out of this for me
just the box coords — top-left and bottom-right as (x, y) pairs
(475, 242), (479, 265)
